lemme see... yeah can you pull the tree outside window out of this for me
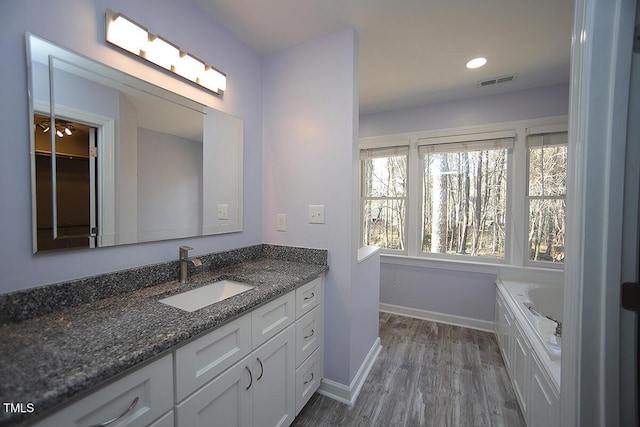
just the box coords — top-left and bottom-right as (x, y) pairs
(421, 146), (508, 258)
(527, 132), (567, 263)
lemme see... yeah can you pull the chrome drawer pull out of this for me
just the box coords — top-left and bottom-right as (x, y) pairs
(256, 357), (264, 381)
(245, 366), (253, 390)
(304, 329), (315, 340)
(303, 372), (315, 385)
(90, 396), (139, 427)
(303, 292), (315, 301)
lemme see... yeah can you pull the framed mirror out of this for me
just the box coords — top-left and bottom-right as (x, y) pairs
(27, 34), (243, 253)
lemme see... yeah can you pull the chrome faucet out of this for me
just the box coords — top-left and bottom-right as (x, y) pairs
(179, 246), (202, 283)
(546, 315), (562, 338)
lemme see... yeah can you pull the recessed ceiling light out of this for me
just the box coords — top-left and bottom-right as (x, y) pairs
(466, 57), (487, 69)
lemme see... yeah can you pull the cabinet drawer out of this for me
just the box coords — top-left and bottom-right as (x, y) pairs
(296, 305), (322, 367)
(252, 292), (295, 348)
(175, 314), (251, 401)
(34, 354), (173, 427)
(295, 277), (322, 319)
(295, 347), (322, 415)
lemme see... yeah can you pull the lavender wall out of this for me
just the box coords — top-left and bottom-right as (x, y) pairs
(262, 28), (379, 387)
(361, 84), (570, 324)
(0, 0), (263, 293)
(360, 83), (570, 138)
(381, 264), (497, 321)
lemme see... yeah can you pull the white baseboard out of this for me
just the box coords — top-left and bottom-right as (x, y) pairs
(317, 337), (381, 406)
(380, 303), (495, 333)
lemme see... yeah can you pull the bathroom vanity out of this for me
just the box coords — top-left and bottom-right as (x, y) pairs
(0, 245), (327, 426)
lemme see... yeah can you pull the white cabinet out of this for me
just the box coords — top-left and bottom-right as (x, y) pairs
(176, 353), (253, 426)
(529, 352), (560, 427)
(175, 314), (252, 402)
(512, 322), (530, 417)
(295, 277), (322, 319)
(176, 276), (323, 426)
(252, 292), (296, 348)
(495, 290), (513, 373)
(251, 324), (296, 427)
(295, 347), (322, 415)
(293, 277), (323, 414)
(177, 325), (296, 427)
(34, 354), (174, 427)
(295, 306), (322, 366)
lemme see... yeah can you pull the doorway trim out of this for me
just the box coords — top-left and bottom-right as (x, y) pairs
(563, 0), (637, 425)
(33, 100), (116, 249)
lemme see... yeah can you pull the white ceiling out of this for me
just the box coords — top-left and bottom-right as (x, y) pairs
(194, 0), (574, 115)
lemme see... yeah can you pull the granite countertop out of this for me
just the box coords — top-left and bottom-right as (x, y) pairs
(0, 248), (327, 426)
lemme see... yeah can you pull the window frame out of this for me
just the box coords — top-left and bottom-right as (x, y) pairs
(524, 130), (568, 269)
(359, 145), (410, 255)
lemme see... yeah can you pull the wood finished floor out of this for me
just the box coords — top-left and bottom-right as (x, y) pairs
(292, 312), (525, 427)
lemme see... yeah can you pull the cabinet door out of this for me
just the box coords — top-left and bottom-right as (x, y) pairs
(149, 411), (174, 427)
(530, 353), (560, 427)
(252, 324), (296, 427)
(513, 322), (530, 418)
(496, 291), (513, 373)
(176, 355), (253, 427)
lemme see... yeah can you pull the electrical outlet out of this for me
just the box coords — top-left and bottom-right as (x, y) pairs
(277, 213), (286, 231)
(217, 204), (229, 220)
(308, 205), (325, 224)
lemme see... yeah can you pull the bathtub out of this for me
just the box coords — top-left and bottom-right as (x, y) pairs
(495, 279), (562, 402)
(506, 282), (563, 360)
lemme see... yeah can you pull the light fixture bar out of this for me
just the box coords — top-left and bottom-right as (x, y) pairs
(105, 9), (226, 95)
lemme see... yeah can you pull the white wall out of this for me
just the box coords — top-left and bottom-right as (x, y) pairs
(137, 128), (202, 241)
(262, 28), (379, 387)
(0, 0), (263, 293)
(361, 84), (570, 325)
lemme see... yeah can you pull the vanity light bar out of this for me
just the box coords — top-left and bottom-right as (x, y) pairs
(105, 9), (226, 94)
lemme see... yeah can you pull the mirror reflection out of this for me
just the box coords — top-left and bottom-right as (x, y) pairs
(28, 34), (243, 253)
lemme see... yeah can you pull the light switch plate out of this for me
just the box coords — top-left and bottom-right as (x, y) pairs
(277, 213), (286, 231)
(308, 205), (325, 224)
(217, 204), (229, 220)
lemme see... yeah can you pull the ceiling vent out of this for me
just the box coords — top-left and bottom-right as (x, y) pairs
(478, 74), (518, 87)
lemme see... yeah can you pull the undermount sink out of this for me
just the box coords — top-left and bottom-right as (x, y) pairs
(159, 280), (255, 312)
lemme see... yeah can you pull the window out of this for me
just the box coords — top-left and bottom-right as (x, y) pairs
(360, 147), (408, 252)
(526, 132), (567, 264)
(358, 118), (567, 271)
(419, 136), (512, 259)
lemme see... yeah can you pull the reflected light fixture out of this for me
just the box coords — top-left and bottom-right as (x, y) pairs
(37, 121), (74, 138)
(466, 57), (488, 69)
(105, 9), (226, 95)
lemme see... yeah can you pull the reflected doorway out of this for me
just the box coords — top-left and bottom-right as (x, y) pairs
(33, 113), (97, 250)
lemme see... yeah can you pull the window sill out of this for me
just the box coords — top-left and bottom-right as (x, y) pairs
(380, 253), (564, 285)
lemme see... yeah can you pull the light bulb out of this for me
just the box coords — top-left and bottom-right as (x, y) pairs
(107, 14), (148, 55)
(144, 36), (180, 70)
(466, 57), (487, 69)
